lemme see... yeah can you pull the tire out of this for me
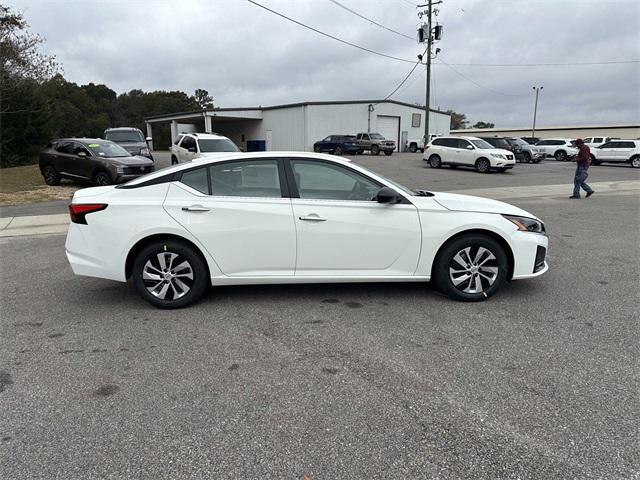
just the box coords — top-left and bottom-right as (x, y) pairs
(313, 145), (321, 153)
(630, 156), (640, 168)
(433, 234), (509, 302)
(590, 155), (601, 166)
(533, 157), (542, 164)
(384, 151), (393, 156)
(171, 155), (179, 165)
(131, 240), (208, 309)
(475, 158), (491, 173)
(554, 150), (567, 162)
(371, 144), (380, 156)
(523, 152), (532, 163)
(42, 165), (61, 186)
(94, 171), (112, 186)
(334, 146), (343, 155)
(409, 143), (417, 153)
(357, 149), (364, 155)
(429, 155), (442, 168)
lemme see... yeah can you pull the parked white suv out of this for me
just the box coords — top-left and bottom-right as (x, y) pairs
(531, 138), (577, 161)
(424, 136), (516, 173)
(583, 136), (617, 148)
(591, 139), (640, 168)
(170, 133), (240, 164)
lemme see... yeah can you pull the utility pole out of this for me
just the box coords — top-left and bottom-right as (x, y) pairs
(424, 0), (432, 145)
(418, 1), (442, 146)
(532, 86), (543, 138)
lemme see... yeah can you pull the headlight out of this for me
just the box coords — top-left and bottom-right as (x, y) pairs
(491, 153), (505, 159)
(115, 166), (125, 174)
(503, 215), (545, 234)
(140, 147), (150, 156)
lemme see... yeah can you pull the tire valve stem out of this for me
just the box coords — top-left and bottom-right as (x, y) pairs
(482, 292), (488, 299)
(163, 245), (167, 252)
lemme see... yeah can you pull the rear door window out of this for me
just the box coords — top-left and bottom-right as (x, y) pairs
(457, 139), (472, 149)
(180, 167), (209, 194)
(209, 159), (282, 198)
(618, 141), (635, 149)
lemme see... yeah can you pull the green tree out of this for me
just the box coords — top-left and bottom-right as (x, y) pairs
(472, 121), (495, 129)
(193, 88), (213, 110)
(446, 109), (468, 130)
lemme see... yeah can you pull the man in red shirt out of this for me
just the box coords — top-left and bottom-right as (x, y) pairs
(570, 138), (594, 199)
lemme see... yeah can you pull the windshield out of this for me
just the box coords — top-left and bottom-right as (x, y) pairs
(198, 139), (240, 152)
(370, 133), (384, 139)
(508, 138), (529, 146)
(86, 141), (131, 158)
(470, 139), (495, 149)
(105, 130), (145, 143)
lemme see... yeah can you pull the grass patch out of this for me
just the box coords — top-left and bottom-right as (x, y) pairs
(0, 165), (82, 206)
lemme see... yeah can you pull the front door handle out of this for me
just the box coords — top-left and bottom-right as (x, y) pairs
(299, 214), (326, 222)
(182, 205), (210, 212)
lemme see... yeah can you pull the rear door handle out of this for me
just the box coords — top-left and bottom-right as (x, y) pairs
(299, 214), (326, 222)
(182, 205), (210, 212)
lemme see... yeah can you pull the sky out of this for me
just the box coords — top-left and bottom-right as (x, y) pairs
(8, 0), (640, 128)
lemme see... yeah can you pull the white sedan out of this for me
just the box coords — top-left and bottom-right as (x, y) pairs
(65, 152), (548, 308)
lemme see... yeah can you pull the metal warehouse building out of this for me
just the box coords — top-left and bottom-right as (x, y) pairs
(144, 100), (451, 152)
(451, 124), (640, 140)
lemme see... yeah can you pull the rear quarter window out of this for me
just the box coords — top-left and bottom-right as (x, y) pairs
(180, 167), (209, 194)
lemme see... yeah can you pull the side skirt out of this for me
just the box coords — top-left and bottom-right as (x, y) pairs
(211, 275), (430, 286)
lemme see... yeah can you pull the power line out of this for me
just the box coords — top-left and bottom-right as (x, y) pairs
(247, 0), (415, 64)
(328, 0), (415, 41)
(375, 50), (427, 105)
(442, 60), (640, 67)
(435, 57), (527, 97)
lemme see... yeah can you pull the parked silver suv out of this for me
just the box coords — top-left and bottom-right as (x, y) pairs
(104, 127), (153, 161)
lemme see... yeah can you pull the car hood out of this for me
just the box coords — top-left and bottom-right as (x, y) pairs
(414, 192), (539, 220)
(112, 141), (146, 152)
(109, 155), (154, 166)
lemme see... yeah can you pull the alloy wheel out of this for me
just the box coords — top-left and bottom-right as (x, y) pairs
(631, 157), (640, 168)
(142, 252), (194, 301)
(95, 172), (111, 186)
(43, 166), (59, 185)
(448, 246), (499, 294)
(476, 158), (490, 173)
(429, 155), (441, 168)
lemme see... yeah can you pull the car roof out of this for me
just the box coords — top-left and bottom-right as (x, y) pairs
(122, 152), (354, 186)
(438, 136), (483, 141)
(179, 132), (230, 140)
(104, 127), (143, 131)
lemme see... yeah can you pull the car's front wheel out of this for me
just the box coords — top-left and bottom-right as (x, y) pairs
(42, 165), (61, 186)
(523, 152), (532, 163)
(371, 145), (380, 156)
(313, 145), (321, 153)
(629, 155), (640, 168)
(433, 234), (509, 301)
(384, 151), (393, 156)
(132, 240), (208, 309)
(94, 171), (112, 186)
(475, 158), (491, 173)
(409, 143), (417, 153)
(334, 146), (343, 155)
(554, 150), (567, 161)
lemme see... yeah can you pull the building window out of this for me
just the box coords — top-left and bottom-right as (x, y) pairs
(412, 113), (421, 128)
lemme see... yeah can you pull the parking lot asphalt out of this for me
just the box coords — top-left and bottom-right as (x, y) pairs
(1, 153), (639, 479)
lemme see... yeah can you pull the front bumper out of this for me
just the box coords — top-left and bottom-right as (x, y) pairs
(510, 230), (550, 279)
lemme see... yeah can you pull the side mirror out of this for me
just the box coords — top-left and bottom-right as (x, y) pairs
(146, 137), (152, 142)
(376, 187), (401, 204)
(466, 145), (474, 150)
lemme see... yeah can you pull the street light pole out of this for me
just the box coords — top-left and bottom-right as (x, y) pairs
(424, 0), (432, 146)
(532, 86), (543, 138)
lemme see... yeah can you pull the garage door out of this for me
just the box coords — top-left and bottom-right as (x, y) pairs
(376, 115), (400, 151)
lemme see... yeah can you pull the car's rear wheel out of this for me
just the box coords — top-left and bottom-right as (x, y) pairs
(42, 165), (61, 186)
(171, 155), (179, 165)
(429, 155), (442, 168)
(433, 234), (509, 302)
(554, 150), (567, 161)
(590, 155), (601, 166)
(94, 171), (112, 186)
(630, 156), (640, 168)
(334, 146), (343, 155)
(132, 240), (208, 309)
(371, 145), (380, 156)
(475, 158), (491, 173)
(409, 143), (417, 153)
(313, 145), (321, 153)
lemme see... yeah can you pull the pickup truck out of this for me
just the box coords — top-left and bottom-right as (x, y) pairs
(356, 133), (395, 156)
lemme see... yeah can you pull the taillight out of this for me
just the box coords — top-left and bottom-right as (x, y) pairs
(69, 204), (108, 224)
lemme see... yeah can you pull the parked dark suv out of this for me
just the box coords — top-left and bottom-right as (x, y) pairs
(313, 135), (360, 155)
(104, 127), (153, 160)
(39, 138), (154, 186)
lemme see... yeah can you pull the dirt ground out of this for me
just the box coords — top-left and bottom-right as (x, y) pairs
(0, 165), (80, 206)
